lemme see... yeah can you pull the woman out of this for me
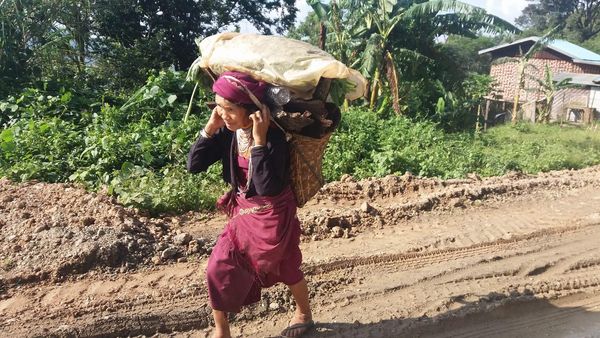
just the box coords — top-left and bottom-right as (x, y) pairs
(186, 71), (314, 338)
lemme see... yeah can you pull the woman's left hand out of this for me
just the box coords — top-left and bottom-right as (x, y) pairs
(250, 106), (270, 146)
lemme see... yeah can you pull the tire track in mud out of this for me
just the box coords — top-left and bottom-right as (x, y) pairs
(303, 222), (597, 276)
(250, 218), (600, 337)
(316, 224), (600, 297)
(3, 222), (600, 338)
(567, 257), (600, 273)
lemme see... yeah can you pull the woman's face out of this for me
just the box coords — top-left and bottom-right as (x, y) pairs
(215, 95), (252, 131)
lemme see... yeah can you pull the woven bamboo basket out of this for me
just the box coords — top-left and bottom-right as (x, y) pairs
(286, 102), (340, 207)
(288, 132), (332, 207)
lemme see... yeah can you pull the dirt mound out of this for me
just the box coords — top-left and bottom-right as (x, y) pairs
(301, 166), (600, 240)
(0, 179), (214, 289)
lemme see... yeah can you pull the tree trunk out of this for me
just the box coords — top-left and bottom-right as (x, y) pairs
(369, 68), (380, 110)
(512, 94), (520, 125)
(384, 51), (400, 114)
(319, 22), (327, 51)
(476, 103), (482, 133)
(484, 99), (490, 131)
(512, 62), (526, 125)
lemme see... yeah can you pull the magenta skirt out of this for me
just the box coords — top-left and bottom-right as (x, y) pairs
(206, 186), (303, 313)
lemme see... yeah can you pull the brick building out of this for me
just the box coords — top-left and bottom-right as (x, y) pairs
(478, 37), (600, 123)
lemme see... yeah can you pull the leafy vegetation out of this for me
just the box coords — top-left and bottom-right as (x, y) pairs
(302, 0), (518, 115)
(0, 0), (298, 97)
(324, 108), (600, 181)
(0, 70), (227, 215)
(2, 72), (600, 214)
(516, 0), (600, 45)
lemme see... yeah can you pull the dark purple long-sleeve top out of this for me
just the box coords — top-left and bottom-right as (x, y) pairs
(186, 127), (290, 197)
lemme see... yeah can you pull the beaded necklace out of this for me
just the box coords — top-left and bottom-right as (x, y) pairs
(236, 127), (253, 159)
(236, 127), (254, 193)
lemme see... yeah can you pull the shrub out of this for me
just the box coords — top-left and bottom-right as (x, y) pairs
(3, 70), (600, 214)
(322, 110), (600, 181)
(109, 163), (226, 215)
(0, 118), (84, 182)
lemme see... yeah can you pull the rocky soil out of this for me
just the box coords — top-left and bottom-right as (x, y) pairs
(1, 166), (600, 337)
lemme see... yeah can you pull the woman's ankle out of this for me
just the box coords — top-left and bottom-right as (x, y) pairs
(212, 309), (231, 338)
(292, 309), (312, 323)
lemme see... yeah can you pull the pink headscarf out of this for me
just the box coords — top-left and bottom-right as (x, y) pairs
(212, 71), (267, 105)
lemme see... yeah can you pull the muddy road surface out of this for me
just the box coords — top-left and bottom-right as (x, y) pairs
(1, 167), (600, 337)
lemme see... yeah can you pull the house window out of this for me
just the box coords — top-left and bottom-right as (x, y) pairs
(567, 108), (584, 122)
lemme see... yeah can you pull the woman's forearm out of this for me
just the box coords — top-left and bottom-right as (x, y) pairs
(186, 129), (223, 173)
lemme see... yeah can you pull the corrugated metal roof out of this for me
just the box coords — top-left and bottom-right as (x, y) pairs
(549, 39), (600, 62)
(478, 36), (536, 54)
(478, 37), (600, 65)
(553, 72), (600, 87)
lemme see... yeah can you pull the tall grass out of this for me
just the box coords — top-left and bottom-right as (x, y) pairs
(479, 123), (600, 176)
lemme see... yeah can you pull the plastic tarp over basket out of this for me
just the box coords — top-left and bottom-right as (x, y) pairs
(189, 32), (367, 100)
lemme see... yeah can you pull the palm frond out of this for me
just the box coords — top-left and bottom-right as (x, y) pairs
(306, 0), (330, 22)
(404, 0), (519, 34)
(384, 13), (404, 38)
(382, 0), (398, 14)
(393, 48), (431, 63)
(524, 63), (539, 72)
(556, 79), (573, 87)
(523, 25), (562, 59)
(360, 33), (384, 78)
(433, 12), (513, 36)
(491, 56), (519, 65)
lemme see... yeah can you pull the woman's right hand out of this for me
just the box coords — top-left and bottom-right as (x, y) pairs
(204, 106), (224, 136)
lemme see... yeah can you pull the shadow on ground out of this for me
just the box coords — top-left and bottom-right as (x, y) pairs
(284, 292), (600, 338)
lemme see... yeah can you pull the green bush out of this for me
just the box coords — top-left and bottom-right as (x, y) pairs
(322, 108), (381, 181)
(322, 109), (600, 181)
(109, 163), (226, 215)
(0, 118), (84, 182)
(479, 123), (600, 176)
(0, 88), (89, 127)
(0, 70), (220, 214)
(323, 109), (483, 180)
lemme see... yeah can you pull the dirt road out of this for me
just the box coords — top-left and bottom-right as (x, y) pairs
(1, 167), (600, 337)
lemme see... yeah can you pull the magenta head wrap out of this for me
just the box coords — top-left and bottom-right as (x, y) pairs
(212, 71), (267, 105)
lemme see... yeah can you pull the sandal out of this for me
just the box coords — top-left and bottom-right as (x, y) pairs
(280, 320), (315, 337)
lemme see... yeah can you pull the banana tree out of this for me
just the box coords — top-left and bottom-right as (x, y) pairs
(526, 64), (574, 123)
(306, 0), (363, 66)
(308, 0), (518, 114)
